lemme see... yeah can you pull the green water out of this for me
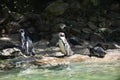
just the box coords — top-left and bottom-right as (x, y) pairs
(0, 61), (120, 80)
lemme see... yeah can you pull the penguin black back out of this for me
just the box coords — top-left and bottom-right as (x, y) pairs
(88, 44), (106, 58)
(19, 29), (35, 56)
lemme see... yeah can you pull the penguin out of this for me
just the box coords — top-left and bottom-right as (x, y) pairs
(88, 44), (107, 58)
(58, 32), (73, 56)
(19, 29), (35, 56)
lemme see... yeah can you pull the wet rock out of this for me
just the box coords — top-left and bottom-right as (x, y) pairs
(11, 57), (38, 68)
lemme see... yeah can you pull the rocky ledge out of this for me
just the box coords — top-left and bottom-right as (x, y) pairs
(0, 36), (120, 70)
(0, 48), (120, 70)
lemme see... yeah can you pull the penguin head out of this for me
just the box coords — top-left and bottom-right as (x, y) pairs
(59, 23), (66, 30)
(59, 32), (65, 38)
(19, 29), (25, 33)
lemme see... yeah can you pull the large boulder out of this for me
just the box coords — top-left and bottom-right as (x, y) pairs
(45, 0), (68, 16)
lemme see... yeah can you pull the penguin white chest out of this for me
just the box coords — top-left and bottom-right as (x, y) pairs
(58, 39), (67, 55)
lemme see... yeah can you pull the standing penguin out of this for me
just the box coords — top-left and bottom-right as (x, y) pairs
(19, 29), (35, 56)
(58, 32), (73, 56)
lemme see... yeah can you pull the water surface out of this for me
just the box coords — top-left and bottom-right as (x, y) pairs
(0, 61), (120, 80)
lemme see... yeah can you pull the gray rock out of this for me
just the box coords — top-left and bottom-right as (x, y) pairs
(45, 0), (68, 16)
(82, 28), (93, 33)
(88, 22), (97, 30)
(108, 29), (120, 43)
(111, 20), (120, 27)
(90, 33), (105, 42)
(0, 47), (24, 58)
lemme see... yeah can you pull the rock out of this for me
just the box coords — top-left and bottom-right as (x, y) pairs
(89, 16), (97, 22)
(107, 11), (120, 19)
(98, 17), (106, 22)
(89, 33), (105, 42)
(0, 40), (14, 49)
(35, 54), (89, 68)
(108, 29), (120, 43)
(69, 0), (81, 10)
(97, 28), (112, 40)
(111, 20), (120, 28)
(8, 33), (21, 44)
(95, 43), (117, 49)
(53, 52), (65, 57)
(87, 22), (97, 30)
(82, 28), (93, 34)
(65, 26), (81, 36)
(0, 49), (120, 70)
(48, 33), (59, 46)
(0, 56), (39, 69)
(0, 62), (14, 70)
(104, 49), (120, 61)
(68, 36), (82, 46)
(73, 47), (90, 55)
(0, 47), (23, 59)
(35, 57), (69, 68)
(45, 0), (68, 16)
(11, 57), (38, 68)
(80, 32), (91, 40)
(6, 22), (20, 34)
(18, 13), (50, 34)
(98, 28), (112, 33)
